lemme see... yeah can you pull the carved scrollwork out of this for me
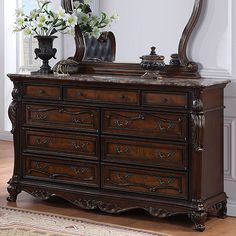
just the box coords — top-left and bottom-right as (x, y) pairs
(73, 199), (121, 213)
(7, 178), (21, 202)
(29, 190), (54, 200)
(8, 101), (17, 134)
(192, 99), (205, 152)
(145, 207), (175, 218)
(107, 171), (181, 193)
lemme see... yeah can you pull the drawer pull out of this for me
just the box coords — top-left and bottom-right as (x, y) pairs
(107, 171), (180, 193)
(77, 91), (83, 97)
(115, 145), (129, 154)
(71, 141), (88, 152)
(34, 137), (51, 146)
(38, 90), (46, 95)
(157, 120), (174, 132)
(108, 113), (145, 128)
(120, 95), (128, 100)
(157, 151), (176, 159)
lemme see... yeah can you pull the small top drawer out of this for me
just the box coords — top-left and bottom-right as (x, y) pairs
(142, 91), (188, 108)
(64, 87), (139, 105)
(23, 84), (61, 100)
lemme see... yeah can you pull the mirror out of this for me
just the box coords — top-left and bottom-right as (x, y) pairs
(62, 0), (203, 75)
(99, 0), (195, 64)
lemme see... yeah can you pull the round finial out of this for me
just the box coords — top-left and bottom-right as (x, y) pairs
(150, 46), (157, 55)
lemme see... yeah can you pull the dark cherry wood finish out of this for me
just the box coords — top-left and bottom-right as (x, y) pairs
(7, 73), (229, 232)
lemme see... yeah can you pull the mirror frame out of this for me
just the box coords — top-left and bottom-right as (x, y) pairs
(62, 0), (204, 79)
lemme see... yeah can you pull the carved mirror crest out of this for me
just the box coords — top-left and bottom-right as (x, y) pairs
(61, 0), (203, 78)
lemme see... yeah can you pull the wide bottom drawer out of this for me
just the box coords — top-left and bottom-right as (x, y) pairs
(102, 164), (188, 200)
(23, 155), (99, 188)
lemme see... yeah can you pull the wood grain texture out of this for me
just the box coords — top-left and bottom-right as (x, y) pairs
(1, 141), (236, 236)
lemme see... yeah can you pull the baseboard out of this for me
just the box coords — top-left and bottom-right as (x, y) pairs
(0, 131), (13, 141)
(228, 200), (236, 217)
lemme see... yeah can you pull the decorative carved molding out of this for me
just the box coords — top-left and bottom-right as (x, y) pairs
(192, 99), (205, 152)
(8, 101), (17, 134)
(30, 190), (54, 200)
(178, 0), (203, 71)
(7, 178), (21, 202)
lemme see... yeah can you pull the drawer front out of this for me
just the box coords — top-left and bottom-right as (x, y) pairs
(102, 165), (188, 199)
(24, 156), (99, 187)
(64, 87), (139, 105)
(24, 104), (99, 132)
(23, 129), (99, 160)
(102, 137), (187, 170)
(102, 109), (187, 140)
(143, 91), (188, 108)
(23, 84), (61, 100)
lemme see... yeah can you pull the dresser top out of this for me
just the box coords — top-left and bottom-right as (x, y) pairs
(8, 73), (230, 88)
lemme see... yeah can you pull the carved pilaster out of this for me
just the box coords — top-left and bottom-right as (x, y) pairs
(8, 82), (22, 134)
(192, 99), (205, 152)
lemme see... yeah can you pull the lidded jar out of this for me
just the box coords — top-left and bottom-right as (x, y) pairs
(140, 46), (165, 79)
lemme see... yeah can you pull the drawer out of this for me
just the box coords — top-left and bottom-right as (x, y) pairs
(24, 104), (99, 132)
(23, 84), (61, 100)
(102, 164), (188, 199)
(142, 91), (188, 108)
(102, 137), (187, 170)
(23, 156), (99, 188)
(23, 129), (99, 160)
(102, 109), (187, 141)
(64, 87), (139, 105)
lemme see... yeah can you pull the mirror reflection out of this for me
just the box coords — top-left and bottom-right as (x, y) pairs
(99, 0), (195, 64)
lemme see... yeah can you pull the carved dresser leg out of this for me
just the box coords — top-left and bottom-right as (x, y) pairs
(217, 200), (227, 219)
(190, 211), (207, 232)
(7, 180), (21, 202)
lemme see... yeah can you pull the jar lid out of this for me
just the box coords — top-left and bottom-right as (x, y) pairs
(140, 47), (165, 61)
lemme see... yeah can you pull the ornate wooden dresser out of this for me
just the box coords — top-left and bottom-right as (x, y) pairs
(7, 73), (229, 231)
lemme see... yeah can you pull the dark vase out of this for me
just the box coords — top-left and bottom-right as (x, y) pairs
(32, 36), (57, 74)
(73, 25), (86, 62)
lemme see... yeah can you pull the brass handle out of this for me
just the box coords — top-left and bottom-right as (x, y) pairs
(115, 145), (129, 154)
(120, 95), (128, 100)
(157, 120), (174, 132)
(77, 91), (83, 97)
(157, 151), (176, 159)
(38, 90), (45, 95)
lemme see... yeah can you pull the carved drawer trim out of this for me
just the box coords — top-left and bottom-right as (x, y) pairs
(102, 164), (188, 200)
(23, 156), (99, 187)
(102, 109), (187, 141)
(102, 137), (187, 170)
(23, 129), (99, 160)
(24, 104), (99, 132)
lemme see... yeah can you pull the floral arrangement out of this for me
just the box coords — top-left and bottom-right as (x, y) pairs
(14, 0), (118, 38)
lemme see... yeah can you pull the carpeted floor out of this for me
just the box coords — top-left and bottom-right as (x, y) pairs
(0, 206), (171, 236)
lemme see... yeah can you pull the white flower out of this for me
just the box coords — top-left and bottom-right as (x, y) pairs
(30, 9), (39, 19)
(37, 13), (47, 24)
(15, 8), (24, 17)
(15, 17), (25, 27)
(23, 28), (32, 35)
(57, 7), (66, 20)
(111, 13), (119, 22)
(66, 14), (77, 27)
(73, 1), (81, 9)
(78, 12), (89, 23)
(91, 27), (100, 39)
(84, 0), (91, 4)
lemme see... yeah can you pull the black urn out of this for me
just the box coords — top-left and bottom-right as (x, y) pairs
(140, 46), (165, 79)
(32, 36), (57, 74)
